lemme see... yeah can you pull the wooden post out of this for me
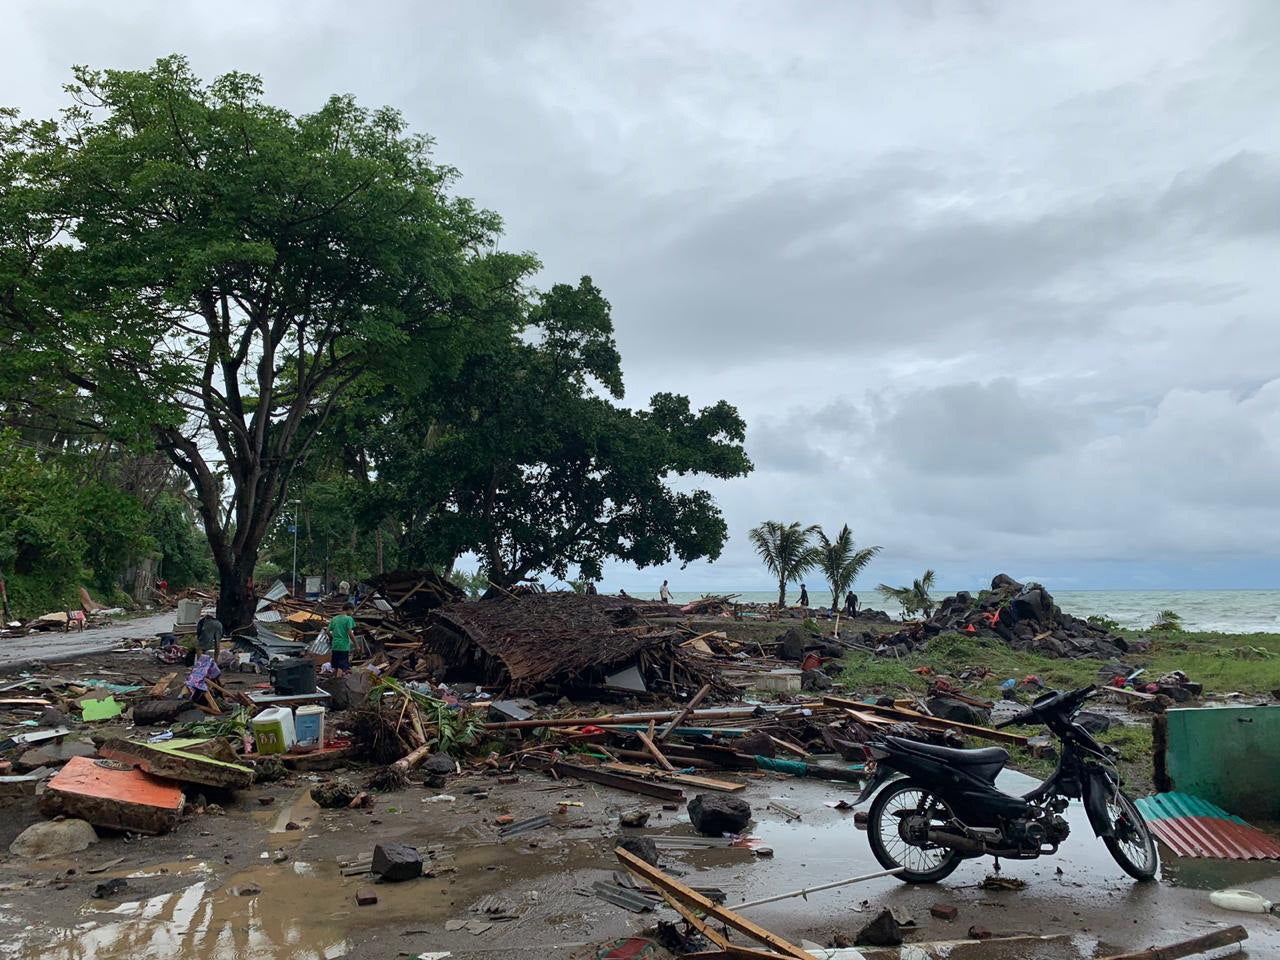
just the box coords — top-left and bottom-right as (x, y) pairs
(658, 683), (712, 741)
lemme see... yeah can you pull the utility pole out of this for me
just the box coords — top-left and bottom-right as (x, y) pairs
(290, 500), (300, 597)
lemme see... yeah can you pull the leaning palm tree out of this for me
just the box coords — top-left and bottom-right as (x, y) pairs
(877, 569), (938, 620)
(816, 525), (881, 638)
(749, 521), (821, 608)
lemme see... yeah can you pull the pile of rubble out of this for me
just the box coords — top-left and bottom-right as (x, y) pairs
(879, 574), (1131, 659)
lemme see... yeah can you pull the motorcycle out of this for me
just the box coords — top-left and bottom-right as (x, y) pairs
(854, 684), (1158, 883)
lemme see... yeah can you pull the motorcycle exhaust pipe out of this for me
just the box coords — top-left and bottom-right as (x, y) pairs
(926, 829), (1020, 858)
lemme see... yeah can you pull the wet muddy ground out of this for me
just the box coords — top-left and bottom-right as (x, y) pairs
(0, 647), (1276, 958)
(1, 759), (1277, 960)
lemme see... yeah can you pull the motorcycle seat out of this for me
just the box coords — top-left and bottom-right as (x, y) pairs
(885, 736), (1009, 768)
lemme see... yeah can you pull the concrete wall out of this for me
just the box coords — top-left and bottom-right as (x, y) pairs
(1158, 705), (1280, 819)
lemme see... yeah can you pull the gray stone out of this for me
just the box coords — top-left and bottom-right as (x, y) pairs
(311, 778), (360, 808)
(421, 753), (457, 775)
(777, 628), (808, 662)
(855, 908), (903, 947)
(925, 697), (992, 728)
(990, 574), (1023, 592)
(1075, 711), (1112, 735)
(9, 818), (98, 858)
(687, 794), (752, 836)
(618, 835), (659, 866)
(619, 809), (650, 828)
(93, 877), (129, 899)
(371, 842), (423, 882)
(15, 739), (96, 771)
(801, 668), (833, 692)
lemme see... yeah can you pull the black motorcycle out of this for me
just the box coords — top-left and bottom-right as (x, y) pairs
(855, 684), (1158, 883)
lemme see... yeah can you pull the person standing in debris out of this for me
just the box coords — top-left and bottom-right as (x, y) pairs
(337, 578), (350, 598)
(196, 613), (224, 658)
(585, 581), (598, 595)
(328, 602), (357, 677)
(798, 584), (810, 608)
(844, 590), (858, 616)
(660, 579), (672, 603)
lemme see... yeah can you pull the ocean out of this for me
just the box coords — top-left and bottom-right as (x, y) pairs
(643, 589), (1280, 635)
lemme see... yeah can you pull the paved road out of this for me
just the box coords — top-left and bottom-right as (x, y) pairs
(0, 610), (177, 670)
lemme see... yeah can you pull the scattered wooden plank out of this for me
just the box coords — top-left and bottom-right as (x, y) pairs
(825, 695), (1029, 746)
(1099, 925), (1247, 960)
(540, 760), (685, 802)
(657, 683), (713, 742)
(636, 730), (677, 772)
(767, 735), (810, 759)
(602, 761), (746, 793)
(148, 673), (178, 697)
(615, 847), (810, 960)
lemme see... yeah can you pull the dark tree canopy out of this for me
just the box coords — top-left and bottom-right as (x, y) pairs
(0, 56), (532, 626)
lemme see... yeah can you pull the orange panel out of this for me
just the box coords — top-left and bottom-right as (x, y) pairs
(46, 756), (184, 809)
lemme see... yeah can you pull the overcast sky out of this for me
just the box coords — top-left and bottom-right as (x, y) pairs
(7, 1), (1279, 593)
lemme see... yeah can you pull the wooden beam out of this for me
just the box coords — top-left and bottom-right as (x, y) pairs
(539, 760), (685, 801)
(657, 683), (712, 741)
(766, 735), (810, 759)
(615, 848), (811, 960)
(824, 695), (1029, 746)
(602, 761), (746, 793)
(1098, 925), (1247, 960)
(636, 730), (677, 772)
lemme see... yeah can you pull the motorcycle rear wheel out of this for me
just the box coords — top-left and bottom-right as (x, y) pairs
(867, 778), (964, 883)
(1102, 790), (1159, 881)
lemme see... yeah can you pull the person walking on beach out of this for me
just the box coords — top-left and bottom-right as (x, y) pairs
(660, 579), (672, 603)
(328, 602), (357, 678)
(798, 584), (809, 608)
(844, 590), (858, 616)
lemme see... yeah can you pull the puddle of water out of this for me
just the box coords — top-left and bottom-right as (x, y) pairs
(257, 787), (320, 836)
(28, 839), (614, 960)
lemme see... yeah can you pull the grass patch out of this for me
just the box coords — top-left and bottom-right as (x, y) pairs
(839, 630), (1280, 699)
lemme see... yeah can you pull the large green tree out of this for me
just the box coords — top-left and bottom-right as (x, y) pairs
(0, 57), (531, 627)
(356, 278), (752, 586)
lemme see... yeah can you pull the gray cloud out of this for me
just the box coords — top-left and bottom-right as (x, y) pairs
(4, 0), (1279, 590)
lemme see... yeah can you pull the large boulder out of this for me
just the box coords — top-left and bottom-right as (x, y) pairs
(687, 794), (752, 837)
(777, 628), (809, 662)
(1010, 588), (1052, 625)
(991, 574), (1023, 592)
(10, 818), (98, 858)
(1075, 712), (1112, 735)
(372, 842), (422, 882)
(926, 697), (992, 728)
(802, 668), (833, 692)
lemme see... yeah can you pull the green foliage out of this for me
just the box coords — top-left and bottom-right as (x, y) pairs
(359, 277), (751, 585)
(749, 521), (821, 606)
(815, 524), (881, 613)
(1087, 613), (1122, 632)
(372, 677), (485, 756)
(147, 493), (213, 588)
(449, 568), (489, 599)
(1, 55), (535, 626)
(877, 569), (938, 619)
(0, 431), (157, 613)
(1149, 609), (1183, 631)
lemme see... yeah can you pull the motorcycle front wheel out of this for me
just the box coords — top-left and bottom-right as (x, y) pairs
(1102, 790), (1159, 881)
(866, 778), (964, 883)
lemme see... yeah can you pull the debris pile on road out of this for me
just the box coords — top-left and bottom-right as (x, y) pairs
(878, 573), (1131, 659)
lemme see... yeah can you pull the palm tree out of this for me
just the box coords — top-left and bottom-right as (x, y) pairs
(877, 569), (938, 620)
(749, 521), (821, 607)
(816, 525), (881, 638)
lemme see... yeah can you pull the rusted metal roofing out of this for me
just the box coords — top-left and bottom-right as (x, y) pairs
(1136, 792), (1280, 860)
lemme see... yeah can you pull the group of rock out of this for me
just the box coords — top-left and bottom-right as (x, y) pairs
(878, 574), (1135, 660)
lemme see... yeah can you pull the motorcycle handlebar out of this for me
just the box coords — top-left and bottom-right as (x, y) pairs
(993, 684), (1099, 729)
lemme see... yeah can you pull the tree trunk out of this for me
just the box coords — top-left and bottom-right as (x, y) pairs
(777, 579), (786, 608)
(215, 555), (258, 632)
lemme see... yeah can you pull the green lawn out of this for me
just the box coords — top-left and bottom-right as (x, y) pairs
(838, 630), (1280, 701)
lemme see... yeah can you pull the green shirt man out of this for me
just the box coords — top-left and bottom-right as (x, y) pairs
(329, 604), (356, 676)
(329, 612), (355, 651)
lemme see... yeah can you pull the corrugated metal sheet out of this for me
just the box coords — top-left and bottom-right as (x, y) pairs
(1136, 792), (1280, 860)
